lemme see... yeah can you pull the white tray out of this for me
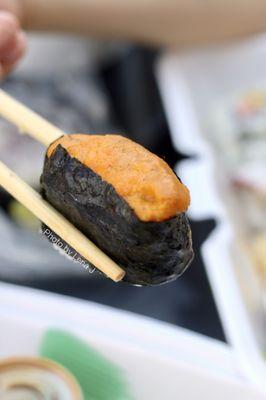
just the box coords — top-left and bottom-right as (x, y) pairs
(156, 35), (266, 394)
(0, 282), (264, 400)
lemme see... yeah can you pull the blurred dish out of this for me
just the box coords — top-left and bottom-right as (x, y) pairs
(0, 357), (83, 400)
(157, 37), (266, 393)
(0, 282), (264, 400)
(210, 87), (266, 286)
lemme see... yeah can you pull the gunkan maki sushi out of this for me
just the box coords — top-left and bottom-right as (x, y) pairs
(41, 134), (193, 286)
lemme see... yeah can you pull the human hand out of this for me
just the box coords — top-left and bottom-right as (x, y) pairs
(0, 9), (26, 79)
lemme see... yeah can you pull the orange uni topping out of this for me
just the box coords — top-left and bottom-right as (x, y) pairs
(47, 134), (190, 222)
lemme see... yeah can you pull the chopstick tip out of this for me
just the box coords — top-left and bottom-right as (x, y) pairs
(113, 270), (126, 282)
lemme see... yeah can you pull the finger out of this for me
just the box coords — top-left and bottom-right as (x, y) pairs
(0, 11), (19, 50)
(0, 62), (4, 80)
(1, 30), (27, 64)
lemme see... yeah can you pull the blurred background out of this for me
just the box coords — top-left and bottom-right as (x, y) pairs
(0, 34), (224, 340)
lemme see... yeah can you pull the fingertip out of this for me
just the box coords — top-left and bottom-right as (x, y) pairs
(0, 11), (20, 51)
(0, 10), (19, 30)
(1, 30), (27, 64)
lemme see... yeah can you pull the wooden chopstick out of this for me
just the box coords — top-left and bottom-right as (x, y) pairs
(0, 88), (126, 282)
(0, 89), (63, 146)
(0, 160), (125, 282)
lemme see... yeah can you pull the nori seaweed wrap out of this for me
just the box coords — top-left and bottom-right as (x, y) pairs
(41, 134), (193, 286)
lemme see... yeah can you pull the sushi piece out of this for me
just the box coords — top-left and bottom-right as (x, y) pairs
(41, 134), (193, 286)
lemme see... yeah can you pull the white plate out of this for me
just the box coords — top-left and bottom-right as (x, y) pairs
(0, 282), (264, 399)
(156, 35), (266, 394)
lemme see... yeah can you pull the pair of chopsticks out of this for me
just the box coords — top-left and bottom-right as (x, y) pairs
(0, 89), (125, 282)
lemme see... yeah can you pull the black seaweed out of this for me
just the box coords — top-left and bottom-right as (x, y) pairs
(40, 145), (194, 286)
